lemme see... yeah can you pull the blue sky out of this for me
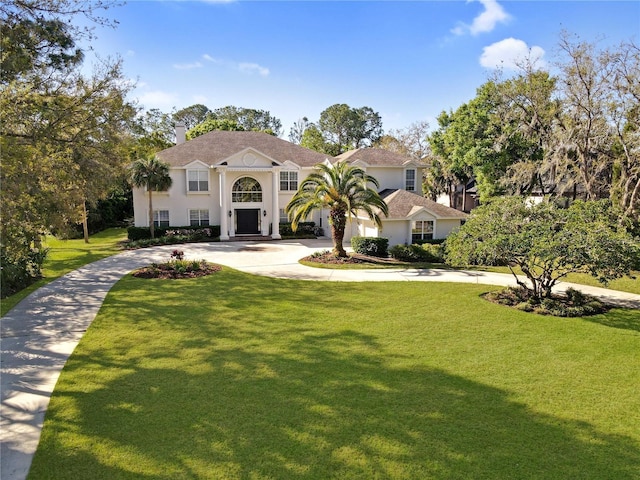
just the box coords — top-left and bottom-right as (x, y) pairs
(85, 0), (640, 136)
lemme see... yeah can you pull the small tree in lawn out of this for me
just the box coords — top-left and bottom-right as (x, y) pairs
(286, 161), (389, 257)
(130, 155), (172, 239)
(445, 196), (639, 302)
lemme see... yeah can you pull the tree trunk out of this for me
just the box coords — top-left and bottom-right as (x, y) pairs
(82, 202), (90, 244)
(330, 210), (347, 257)
(462, 182), (467, 212)
(148, 187), (155, 239)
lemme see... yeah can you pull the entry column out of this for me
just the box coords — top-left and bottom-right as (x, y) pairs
(218, 167), (229, 240)
(271, 167), (281, 239)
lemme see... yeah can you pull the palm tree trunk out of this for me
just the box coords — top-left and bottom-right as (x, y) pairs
(330, 210), (347, 257)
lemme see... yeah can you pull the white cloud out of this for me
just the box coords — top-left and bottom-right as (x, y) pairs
(452, 0), (510, 36)
(126, 50), (136, 57)
(137, 90), (179, 110)
(238, 62), (270, 77)
(203, 54), (270, 77)
(173, 61), (203, 70)
(480, 38), (546, 70)
(202, 54), (220, 63)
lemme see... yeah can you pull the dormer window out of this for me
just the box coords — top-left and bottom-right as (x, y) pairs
(405, 169), (416, 191)
(187, 170), (209, 192)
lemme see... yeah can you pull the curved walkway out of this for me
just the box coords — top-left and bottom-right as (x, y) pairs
(2, 239), (639, 480)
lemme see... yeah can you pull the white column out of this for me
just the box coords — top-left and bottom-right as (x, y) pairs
(219, 167), (229, 240)
(271, 167), (281, 239)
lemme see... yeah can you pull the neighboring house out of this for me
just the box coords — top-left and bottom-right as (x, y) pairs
(436, 179), (480, 214)
(132, 130), (466, 246)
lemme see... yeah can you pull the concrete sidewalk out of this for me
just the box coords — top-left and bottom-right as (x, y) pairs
(2, 239), (639, 480)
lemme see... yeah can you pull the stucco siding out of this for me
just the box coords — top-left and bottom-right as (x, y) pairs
(434, 219), (463, 239)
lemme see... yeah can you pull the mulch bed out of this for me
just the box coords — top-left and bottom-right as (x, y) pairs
(302, 251), (403, 265)
(132, 262), (222, 279)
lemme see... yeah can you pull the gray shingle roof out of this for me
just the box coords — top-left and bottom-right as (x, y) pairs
(380, 189), (468, 219)
(334, 148), (426, 167)
(156, 131), (330, 167)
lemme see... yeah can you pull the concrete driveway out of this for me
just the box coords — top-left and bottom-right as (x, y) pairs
(2, 239), (639, 480)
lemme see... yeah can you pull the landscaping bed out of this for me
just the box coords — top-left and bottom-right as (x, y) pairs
(485, 286), (610, 317)
(132, 249), (221, 279)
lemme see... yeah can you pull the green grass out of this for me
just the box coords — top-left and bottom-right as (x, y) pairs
(0, 228), (127, 317)
(29, 270), (640, 479)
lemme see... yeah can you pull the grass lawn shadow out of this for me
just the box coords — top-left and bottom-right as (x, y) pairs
(29, 270), (640, 479)
(585, 308), (640, 333)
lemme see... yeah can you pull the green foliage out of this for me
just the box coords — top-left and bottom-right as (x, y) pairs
(126, 226), (220, 242)
(446, 197), (640, 300)
(389, 243), (444, 263)
(130, 108), (175, 156)
(0, 243), (48, 298)
(286, 161), (389, 257)
(172, 104), (211, 130)
(186, 118), (244, 139)
(129, 155), (173, 239)
(351, 236), (389, 258)
(0, 0), (136, 292)
(318, 103), (384, 154)
(278, 222), (318, 237)
(299, 124), (341, 156)
(209, 105), (283, 136)
(486, 287), (608, 317)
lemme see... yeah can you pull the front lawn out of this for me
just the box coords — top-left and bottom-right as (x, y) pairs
(0, 228), (127, 316)
(29, 269), (640, 479)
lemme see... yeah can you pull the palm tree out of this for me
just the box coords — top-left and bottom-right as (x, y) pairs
(130, 155), (173, 239)
(286, 161), (389, 257)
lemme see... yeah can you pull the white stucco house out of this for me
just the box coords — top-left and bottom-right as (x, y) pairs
(132, 130), (466, 246)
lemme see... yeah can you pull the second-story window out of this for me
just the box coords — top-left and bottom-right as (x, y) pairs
(280, 171), (298, 191)
(405, 169), (416, 191)
(188, 170), (209, 192)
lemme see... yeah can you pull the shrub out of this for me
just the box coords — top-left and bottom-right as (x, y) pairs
(279, 222), (317, 237)
(351, 237), (389, 258)
(127, 226), (220, 241)
(0, 246), (48, 298)
(419, 243), (445, 263)
(389, 244), (442, 263)
(485, 286), (608, 317)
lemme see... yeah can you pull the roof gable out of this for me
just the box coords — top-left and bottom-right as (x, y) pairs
(380, 189), (468, 220)
(216, 147), (281, 168)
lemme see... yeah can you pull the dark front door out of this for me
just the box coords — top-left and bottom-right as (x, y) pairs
(236, 209), (260, 235)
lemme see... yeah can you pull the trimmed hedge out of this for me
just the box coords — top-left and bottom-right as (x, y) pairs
(389, 243), (445, 263)
(351, 236), (389, 258)
(279, 222), (323, 237)
(127, 226), (221, 241)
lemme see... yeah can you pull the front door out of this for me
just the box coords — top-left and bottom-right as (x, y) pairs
(236, 209), (260, 235)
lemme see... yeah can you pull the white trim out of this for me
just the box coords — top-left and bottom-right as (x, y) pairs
(180, 160), (210, 169)
(214, 147), (283, 167)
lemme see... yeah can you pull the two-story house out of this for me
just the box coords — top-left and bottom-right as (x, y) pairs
(132, 130), (466, 246)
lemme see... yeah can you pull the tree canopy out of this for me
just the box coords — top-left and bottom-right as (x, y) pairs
(427, 34), (639, 230)
(445, 197), (639, 301)
(1, 0), (136, 295)
(209, 105), (282, 136)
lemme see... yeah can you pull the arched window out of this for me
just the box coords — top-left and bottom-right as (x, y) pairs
(232, 177), (262, 202)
